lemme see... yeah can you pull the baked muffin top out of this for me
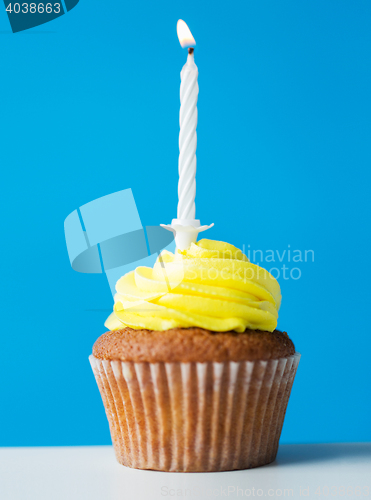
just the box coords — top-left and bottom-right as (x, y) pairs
(93, 327), (295, 363)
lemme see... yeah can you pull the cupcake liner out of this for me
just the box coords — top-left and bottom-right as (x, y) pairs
(89, 353), (300, 472)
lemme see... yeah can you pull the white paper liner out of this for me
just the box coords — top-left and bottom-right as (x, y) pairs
(89, 353), (300, 472)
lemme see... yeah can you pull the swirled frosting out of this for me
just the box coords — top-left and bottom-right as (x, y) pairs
(105, 239), (281, 333)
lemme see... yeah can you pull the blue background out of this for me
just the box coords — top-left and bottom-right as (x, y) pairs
(0, 0), (370, 447)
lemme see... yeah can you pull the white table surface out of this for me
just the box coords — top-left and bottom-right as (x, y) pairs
(0, 443), (370, 500)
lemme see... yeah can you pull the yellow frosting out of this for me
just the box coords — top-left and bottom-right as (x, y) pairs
(105, 239), (281, 333)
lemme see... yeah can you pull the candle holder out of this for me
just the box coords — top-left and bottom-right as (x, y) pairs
(161, 218), (214, 251)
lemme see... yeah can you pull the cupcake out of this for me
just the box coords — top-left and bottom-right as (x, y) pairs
(89, 239), (300, 472)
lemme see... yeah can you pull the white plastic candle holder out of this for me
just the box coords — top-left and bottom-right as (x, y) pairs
(161, 218), (214, 251)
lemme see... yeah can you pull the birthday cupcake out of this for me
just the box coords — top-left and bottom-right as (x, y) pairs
(89, 239), (300, 472)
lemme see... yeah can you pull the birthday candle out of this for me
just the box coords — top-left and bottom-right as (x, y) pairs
(177, 19), (198, 221)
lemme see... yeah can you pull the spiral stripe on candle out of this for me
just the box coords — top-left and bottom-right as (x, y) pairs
(178, 63), (199, 220)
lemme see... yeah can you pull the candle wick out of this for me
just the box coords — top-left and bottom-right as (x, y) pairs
(188, 47), (194, 55)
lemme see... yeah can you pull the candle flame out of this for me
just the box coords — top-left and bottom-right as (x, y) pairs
(177, 20), (196, 48)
